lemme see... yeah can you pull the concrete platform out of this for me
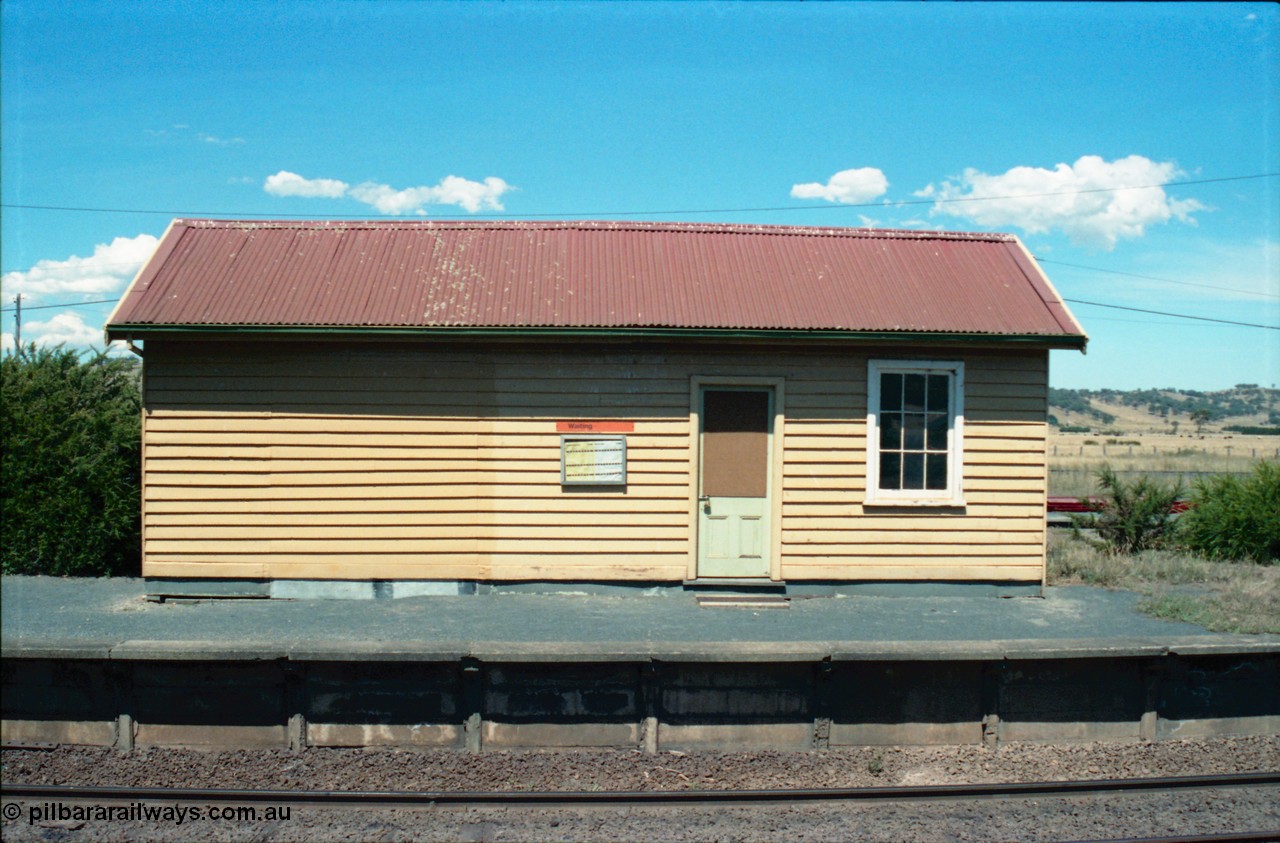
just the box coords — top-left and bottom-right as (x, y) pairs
(4, 577), (1277, 751)
(3, 575), (1277, 662)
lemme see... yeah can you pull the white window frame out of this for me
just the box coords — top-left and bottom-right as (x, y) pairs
(865, 359), (965, 507)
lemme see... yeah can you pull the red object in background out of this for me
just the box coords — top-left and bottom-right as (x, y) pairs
(1047, 496), (1106, 513)
(1047, 496), (1191, 514)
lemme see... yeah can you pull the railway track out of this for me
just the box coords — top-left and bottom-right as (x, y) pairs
(4, 770), (1276, 807)
(4, 774), (1276, 842)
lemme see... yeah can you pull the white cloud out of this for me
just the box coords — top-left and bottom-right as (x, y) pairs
(264, 171), (514, 214)
(1, 311), (124, 353)
(198, 132), (245, 146)
(2, 234), (159, 302)
(918, 155), (1205, 250)
(23, 312), (105, 346)
(348, 175), (513, 214)
(429, 175), (513, 213)
(346, 182), (437, 214)
(898, 218), (945, 231)
(263, 170), (350, 198)
(145, 124), (245, 146)
(791, 168), (889, 205)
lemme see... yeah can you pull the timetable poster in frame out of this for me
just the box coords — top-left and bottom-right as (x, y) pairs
(561, 435), (627, 485)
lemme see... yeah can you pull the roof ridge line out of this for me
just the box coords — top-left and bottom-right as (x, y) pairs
(173, 218), (1016, 242)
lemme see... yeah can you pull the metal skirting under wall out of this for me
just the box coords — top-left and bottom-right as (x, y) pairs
(3, 653), (1276, 752)
(143, 578), (1044, 601)
(144, 579), (478, 600)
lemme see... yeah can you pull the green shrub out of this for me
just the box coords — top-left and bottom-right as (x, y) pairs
(1, 345), (142, 576)
(1074, 466), (1183, 555)
(1178, 461), (1280, 564)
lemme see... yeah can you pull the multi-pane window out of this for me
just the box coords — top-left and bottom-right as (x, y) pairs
(878, 372), (950, 491)
(867, 360), (964, 505)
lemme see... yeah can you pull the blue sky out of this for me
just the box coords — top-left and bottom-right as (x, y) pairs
(2, 1), (1277, 390)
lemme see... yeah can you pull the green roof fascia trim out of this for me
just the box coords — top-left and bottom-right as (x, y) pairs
(106, 323), (1088, 350)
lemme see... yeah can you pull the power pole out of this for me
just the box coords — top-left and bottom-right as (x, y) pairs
(12, 293), (20, 357)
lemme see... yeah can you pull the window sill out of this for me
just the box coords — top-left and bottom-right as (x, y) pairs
(863, 494), (967, 508)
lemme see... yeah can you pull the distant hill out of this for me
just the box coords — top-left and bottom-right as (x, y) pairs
(1049, 385), (1280, 435)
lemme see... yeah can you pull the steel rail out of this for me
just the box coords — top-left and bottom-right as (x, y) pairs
(3, 771), (1276, 807)
(1075, 835), (1280, 843)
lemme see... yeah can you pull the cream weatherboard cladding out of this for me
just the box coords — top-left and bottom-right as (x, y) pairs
(140, 341), (1050, 584)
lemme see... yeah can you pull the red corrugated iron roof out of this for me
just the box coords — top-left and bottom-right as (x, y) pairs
(106, 219), (1087, 345)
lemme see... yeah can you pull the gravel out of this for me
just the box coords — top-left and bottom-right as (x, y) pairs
(4, 737), (1278, 841)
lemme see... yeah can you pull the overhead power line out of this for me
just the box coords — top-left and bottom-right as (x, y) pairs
(1, 258), (147, 274)
(6, 254), (1272, 309)
(7, 295), (1276, 332)
(1081, 315), (1240, 328)
(1036, 258), (1279, 300)
(4, 254), (1274, 303)
(0, 298), (118, 313)
(1063, 298), (1280, 330)
(1, 172), (1275, 220)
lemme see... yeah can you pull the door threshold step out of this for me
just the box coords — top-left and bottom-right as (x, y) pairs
(695, 594), (791, 609)
(683, 579), (785, 590)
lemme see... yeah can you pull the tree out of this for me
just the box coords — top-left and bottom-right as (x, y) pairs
(2, 345), (142, 576)
(1190, 408), (1212, 436)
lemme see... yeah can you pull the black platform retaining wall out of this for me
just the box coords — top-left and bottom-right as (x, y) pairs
(3, 654), (1277, 751)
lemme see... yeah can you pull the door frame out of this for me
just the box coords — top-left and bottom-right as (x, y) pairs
(688, 376), (786, 581)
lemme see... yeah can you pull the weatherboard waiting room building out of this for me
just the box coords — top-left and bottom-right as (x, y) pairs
(105, 219), (1088, 598)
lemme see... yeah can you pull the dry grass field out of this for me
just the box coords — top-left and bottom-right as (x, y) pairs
(1047, 432), (1279, 497)
(1047, 530), (1279, 635)
(1045, 428), (1277, 634)
(1044, 390), (1278, 633)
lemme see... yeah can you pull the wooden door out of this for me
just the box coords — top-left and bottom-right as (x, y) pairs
(697, 388), (773, 578)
